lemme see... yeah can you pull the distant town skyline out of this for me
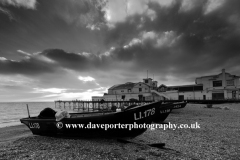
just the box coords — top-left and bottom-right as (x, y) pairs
(1, 0), (240, 102)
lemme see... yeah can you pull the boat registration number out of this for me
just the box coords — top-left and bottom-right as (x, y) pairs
(134, 108), (155, 120)
(159, 109), (171, 114)
(173, 105), (182, 109)
(29, 123), (40, 129)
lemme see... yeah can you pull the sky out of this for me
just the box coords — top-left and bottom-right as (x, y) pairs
(0, 0), (240, 102)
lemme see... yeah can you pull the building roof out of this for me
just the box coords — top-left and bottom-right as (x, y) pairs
(109, 82), (136, 90)
(108, 84), (121, 90)
(109, 82), (151, 90)
(167, 84), (203, 88)
(196, 72), (240, 79)
(159, 84), (167, 88)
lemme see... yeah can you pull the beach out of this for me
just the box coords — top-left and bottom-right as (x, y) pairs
(0, 103), (240, 160)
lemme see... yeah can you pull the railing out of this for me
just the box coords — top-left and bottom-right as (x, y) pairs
(160, 98), (240, 104)
(54, 100), (153, 112)
(54, 98), (240, 111)
(166, 97), (240, 100)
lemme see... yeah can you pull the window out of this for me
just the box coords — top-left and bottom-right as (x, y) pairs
(139, 84), (141, 86)
(139, 88), (142, 92)
(212, 93), (224, 99)
(121, 90), (124, 92)
(227, 80), (234, 86)
(179, 87), (193, 92)
(194, 86), (203, 91)
(179, 95), (184, 100)
(128, 89), (131, 92)
(176, 86), (203, 92)
(167, 87), (179, 91)
(213, 80), (222, 87)
(145, 80), (148, 83)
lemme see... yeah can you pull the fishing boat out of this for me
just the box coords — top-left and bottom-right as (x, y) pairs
(20, 101), (174, 138)
(152, 102), (187, 123)
(152, 103), (174, 123)
(172, 101), (187, 109)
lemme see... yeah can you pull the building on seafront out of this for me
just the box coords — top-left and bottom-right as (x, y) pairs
(92, 69), (240, 101)
(92, 78), (160, 101)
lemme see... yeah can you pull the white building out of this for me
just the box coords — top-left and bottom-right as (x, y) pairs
(92, 69), (240, 101)
(92, 78), (159, 101)
(196, 69), (240, 99)
(159, 69), (240, 100)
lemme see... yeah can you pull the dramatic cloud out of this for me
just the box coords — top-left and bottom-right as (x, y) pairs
(204, 0), (226, 15)
(0, 0), (37, 9)
(1, 0), (240, 101)
(0, 58), (55, 75)
(103, 0), (176, 26)
(103, 0), (240, 74)
(0, 0), (37, 21)
(53, 0), (106, 29)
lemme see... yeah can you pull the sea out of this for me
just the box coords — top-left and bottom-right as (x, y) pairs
(0, 101), (138, 128)
(0, 102), (74, 128)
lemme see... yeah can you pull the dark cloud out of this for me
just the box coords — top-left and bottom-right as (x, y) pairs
(0, 58), (56, 75)
(102, 0), (240, 82)
(1, 0), (240, 102)
(42, 49), (97, 70)
(48, 0), (106, 27)
(0, 0), (108, 61)
(103, 19), (142, 47)
(0, 48), (115, 75)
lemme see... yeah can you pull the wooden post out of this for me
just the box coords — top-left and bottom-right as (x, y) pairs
(88, 102), (89, 112)
(26, 104), (30, 118)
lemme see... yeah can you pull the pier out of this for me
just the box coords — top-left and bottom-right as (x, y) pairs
(54, 99), (240, 112)
(54, 100), (153, 112)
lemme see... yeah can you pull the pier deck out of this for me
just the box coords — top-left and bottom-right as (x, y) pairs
(54, 99), (240, 112)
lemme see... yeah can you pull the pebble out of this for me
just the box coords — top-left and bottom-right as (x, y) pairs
(0, 104), (240, 159)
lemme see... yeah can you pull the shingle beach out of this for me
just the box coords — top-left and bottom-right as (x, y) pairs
(0, 103), (239, 160)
